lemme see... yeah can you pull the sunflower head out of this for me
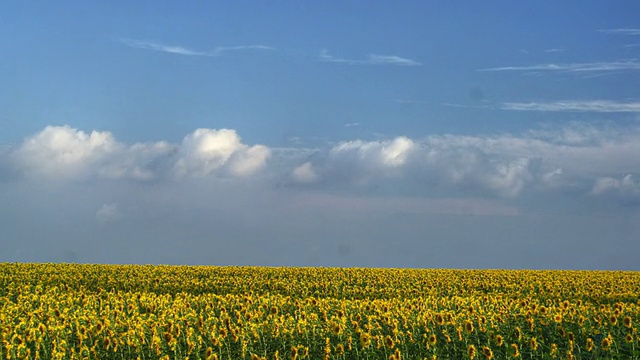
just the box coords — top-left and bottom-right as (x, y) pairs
(384, 335), (395, 349)
(467, 345), (477, 359)
(626, 334), (634, 343)
(482, 346), (493, 359)
(586, 338), (594, 352)
(464, 320), (474, 333)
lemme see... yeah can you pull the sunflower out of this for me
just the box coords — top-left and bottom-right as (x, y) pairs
(509, 343), (520, 358)
(601, 337), (611, 351)
(385, 335), (395, 349)
(626, 334), (634, 343)
(300, 347), (309, 358)
(539, 306), (547, 314)
(467, 345), (477, 359)
(495, 334), (504, 347)
(481, 346), (493, 359)
(428, 334), (437, 346)
(360, 332), (371, 348)
(464, 320), (474, 333)
(435, 314), (445, 326)
(586, 338), (594, 352)
(290, 346), (298, 360)
(609, 315), (617, 326)
(623, 316), (632, 329)
(529, 337), (538, 351)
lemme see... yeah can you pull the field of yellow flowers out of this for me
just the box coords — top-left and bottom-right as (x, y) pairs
(1, 263), (639, 359)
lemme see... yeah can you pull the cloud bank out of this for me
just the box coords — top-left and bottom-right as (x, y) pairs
(4, 124), (640, 205)
(2, 124), (639, 269)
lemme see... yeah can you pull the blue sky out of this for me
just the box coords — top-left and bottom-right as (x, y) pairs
(1, 1), (640, 269)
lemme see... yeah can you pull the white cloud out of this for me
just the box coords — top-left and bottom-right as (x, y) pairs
(367, 54), (421, 66)
(288, 125), (640, 199)
(228, 144), (271, 177)
(120, 39), (274, 57)
(9, 126), (270, 181)
(291, 162), (318, 183)
(329, 136), (417, 168)
(320, 50), (421, 66)
(479, 60), (640, 73)
(99, 141), (177, 181)
(6, 124), (640, 205)
(591, 174), (640, 197)
(120, 39), (207, 56)
(500, 100), (640, 113)
(379, 137), (416, 166)
(12, 125), (121, 179)
(598, 29), (640, 36)
(174, 128), (270, 178)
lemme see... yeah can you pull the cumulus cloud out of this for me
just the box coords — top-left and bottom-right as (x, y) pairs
(291, 162), (318, 183)
(329, 136), (417, 168)
(174, 128), (270, 178)
(320, 50), (421, 66)
(287, 125), (640, 199)
(591, 174), (640, 199)
(11, 125), (122, 179)
(8, 126), (270, 182)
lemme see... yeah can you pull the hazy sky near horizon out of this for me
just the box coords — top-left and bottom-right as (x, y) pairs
(2, 2), (640, 269)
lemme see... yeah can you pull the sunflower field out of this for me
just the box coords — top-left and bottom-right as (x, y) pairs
(1, 263), (639, 359)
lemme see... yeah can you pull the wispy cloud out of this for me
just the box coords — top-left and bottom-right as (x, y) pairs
(320, 50), (421, 66)
(479, 60), (640, 73)
(120, 39), (205, 56)
(392, 99), (431, 105)
(599, 28), (640, 36)
(500, 100), (640, 113)
(119, 39), (274, 57)
(545, 48), (565, 53)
